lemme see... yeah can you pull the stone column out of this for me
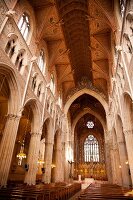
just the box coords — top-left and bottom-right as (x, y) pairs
(61, 142), (65, 181)
(105, 141), (113, 183)
(54, 145), (63, 182)
(114, 148), (123, 186)
(24, 132), (41, 185)
(42, 142), (53, 183)
(124, 129), (133, 186)
(111, 145), (122, 186)
(64, 141), (69, 181)
(117, 140), (130, 187)
(0, 114), (20, 187)
(110, 147), (117, 184)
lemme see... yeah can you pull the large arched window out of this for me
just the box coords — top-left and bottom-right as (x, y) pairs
(84, 135), (99, 162)
(50, 73), (55, 94)
(38, 50), (45, 72)
(119, 0), (126, 17)
(18, 13), (30, 40)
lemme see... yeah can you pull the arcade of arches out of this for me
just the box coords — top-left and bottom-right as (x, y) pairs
(0, 0), (133, 189)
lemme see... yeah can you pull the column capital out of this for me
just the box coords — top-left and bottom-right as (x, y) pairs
(45, 141), (54, 145)
(123, 129), (133, 136)
(30, 132), (41, 137)
(118, 141), (124, 145)
(6, 113), (21, 120)
(6, 10), (16, 18)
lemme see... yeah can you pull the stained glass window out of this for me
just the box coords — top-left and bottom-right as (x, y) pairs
(84, 135), (99, 162)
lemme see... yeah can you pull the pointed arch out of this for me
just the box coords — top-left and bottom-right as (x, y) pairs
(64, 88), (108, 114)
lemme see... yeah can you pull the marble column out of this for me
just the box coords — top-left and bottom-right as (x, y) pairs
(42, 142), (53, 183)
(24, 132), (41, 185)
(117, 140), (130, 187)
(124, 129), (133, 186)
(0, 114), (20, 187)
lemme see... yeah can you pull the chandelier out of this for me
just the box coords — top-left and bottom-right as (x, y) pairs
(17, 140), (26, 165)
(16, 108), (30, 165)
(37, 159), (45, 165)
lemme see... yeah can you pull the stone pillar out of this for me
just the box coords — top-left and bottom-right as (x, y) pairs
(54, 146), (63, 182)
(124, 129), (133, 186)
(61, 142), (65, 181)
(24, 132), (41, 185)
(105, 142), (113, 183)
(110, 147), (117, 184)
(0, 114), (20, 187)
(42, 142), (53, 183)
(64, 141), (69, 181)
(111, 145), (122, 186)
(117, 140), (131, 187)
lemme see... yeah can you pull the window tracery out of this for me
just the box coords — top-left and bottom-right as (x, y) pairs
(84, 135), (99, 162)
(18, 13), (30, 40)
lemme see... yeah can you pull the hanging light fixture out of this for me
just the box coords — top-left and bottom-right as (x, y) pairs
(17, 140), (26, 165)
(16, 108), (30, 165)
(37, 159), (45, 165)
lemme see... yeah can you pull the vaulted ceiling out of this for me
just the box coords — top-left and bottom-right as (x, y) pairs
(29, 0), (115, 102)
(29, 0), (116, 133)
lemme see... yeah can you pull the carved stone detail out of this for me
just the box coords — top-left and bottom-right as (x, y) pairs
(66, 76), (107, 103)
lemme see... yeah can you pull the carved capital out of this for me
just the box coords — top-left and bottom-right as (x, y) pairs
(30, 132), (41, 137)
(7, 114), (21, 120)
(124, 129), (133, 136)
(6, 10), (16, 18)
(65, 76), (107, 103)
(30, 56), (37, 63)
(115, 45), (122, 52)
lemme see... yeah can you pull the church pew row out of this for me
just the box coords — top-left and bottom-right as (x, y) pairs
(0, 182), (81, 200)
(76, 184), (133, 200)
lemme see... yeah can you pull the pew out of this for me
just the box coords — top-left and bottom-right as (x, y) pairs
(0, 182), (81, 200)
(76, 183), (133, 200)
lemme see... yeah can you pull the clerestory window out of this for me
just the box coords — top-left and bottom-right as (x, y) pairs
(38, 50), (45, 72)
(18, 13), (30, 40)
